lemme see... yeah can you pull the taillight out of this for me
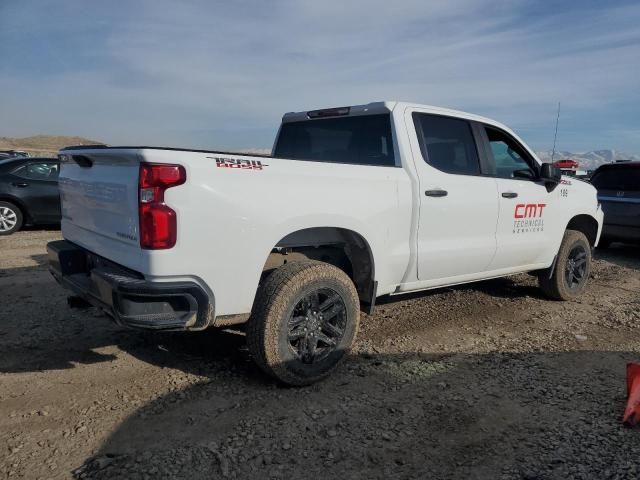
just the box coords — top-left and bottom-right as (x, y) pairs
(139, 163), (186, 249)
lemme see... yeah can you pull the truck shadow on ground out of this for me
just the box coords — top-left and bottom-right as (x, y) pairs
(0, 276), (538, 375)
(2, 240), (639, 375)
(0, 254), (121, 372)
(74, 339), (640, 480)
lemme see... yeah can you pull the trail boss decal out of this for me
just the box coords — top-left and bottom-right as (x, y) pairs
(209, 157), (268, 171)
(513, 203), (546, 234)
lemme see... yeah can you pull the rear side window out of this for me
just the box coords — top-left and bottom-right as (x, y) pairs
(591, 167), (640, 191)
(412, 113), (480, 175)
(14, 162), (60, 180)
(273, 114), (395, 167)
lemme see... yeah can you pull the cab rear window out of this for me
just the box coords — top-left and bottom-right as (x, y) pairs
(273, 114), (395, 167)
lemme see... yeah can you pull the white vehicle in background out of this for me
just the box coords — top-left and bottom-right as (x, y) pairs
(48, 101), (603, 385)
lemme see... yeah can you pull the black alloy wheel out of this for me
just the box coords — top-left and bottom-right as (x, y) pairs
(565, 244), (588, 290)
(287, 288), (347, 365)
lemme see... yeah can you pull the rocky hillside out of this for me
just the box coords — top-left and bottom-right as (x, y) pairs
(0, 135), (103, 157)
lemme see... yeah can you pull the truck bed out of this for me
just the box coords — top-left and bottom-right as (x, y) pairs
(57, 145), (413, 317)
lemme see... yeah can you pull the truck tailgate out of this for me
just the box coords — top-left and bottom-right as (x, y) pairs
(58, 150), (142, 265)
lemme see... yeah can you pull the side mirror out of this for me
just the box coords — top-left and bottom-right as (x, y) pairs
(539, 163), (562, 190)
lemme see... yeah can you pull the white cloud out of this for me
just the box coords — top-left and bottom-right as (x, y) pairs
(0, 0), (639, 151)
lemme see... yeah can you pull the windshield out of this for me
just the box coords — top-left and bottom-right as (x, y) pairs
(273, 114), (395, 167)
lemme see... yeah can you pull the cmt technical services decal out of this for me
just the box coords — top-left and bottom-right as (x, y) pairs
(208, 156), (269, 171)
(513, 203), (545, 234)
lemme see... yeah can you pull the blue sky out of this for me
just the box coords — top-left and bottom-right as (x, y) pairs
(1, 0), (639, 153)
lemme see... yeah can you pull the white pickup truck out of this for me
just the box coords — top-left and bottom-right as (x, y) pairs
(48, 101), (603, 385)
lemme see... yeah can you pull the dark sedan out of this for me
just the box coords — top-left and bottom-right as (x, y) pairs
(0, 157), (61, 235)
(591, 161), (640, 247)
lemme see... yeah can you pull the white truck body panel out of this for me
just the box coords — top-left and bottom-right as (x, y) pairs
(56, 101), (603, 319)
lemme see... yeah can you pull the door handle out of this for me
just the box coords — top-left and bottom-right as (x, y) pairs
(501, 192), (518, 199)
(11, 182), (29, 188)
(425, 189), (448, 197)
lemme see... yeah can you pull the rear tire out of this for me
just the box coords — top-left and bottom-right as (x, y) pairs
(0, 201), (23, 235)
(247, 261), (360, 386)
(538, 229), (591, 300)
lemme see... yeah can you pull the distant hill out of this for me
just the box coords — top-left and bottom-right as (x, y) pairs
(536, 149), (640, 170)
(0, 135), (104, 157)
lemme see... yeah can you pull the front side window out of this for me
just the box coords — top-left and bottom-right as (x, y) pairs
(15, 162), (60, 181)
(412, 113), (480, 176)
(484, 127), (536, 179)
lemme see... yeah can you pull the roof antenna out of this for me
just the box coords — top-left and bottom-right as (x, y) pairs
(551, 101), (561, 163)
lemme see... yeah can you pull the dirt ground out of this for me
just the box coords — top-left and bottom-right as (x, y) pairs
(1, 230), (640, 479)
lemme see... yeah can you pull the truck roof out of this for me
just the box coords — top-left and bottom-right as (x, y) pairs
(282, 101), (514, 132)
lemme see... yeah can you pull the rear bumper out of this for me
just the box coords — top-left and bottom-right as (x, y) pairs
(47, 240), (214, 331)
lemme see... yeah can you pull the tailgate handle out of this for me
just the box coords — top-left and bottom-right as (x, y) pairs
(71, 155), (93, 168)
(425, 189), (448, 197)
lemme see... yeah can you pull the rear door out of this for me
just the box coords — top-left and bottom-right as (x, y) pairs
(477, 125), (557, 269)
(11, 160), (61, 222)
(409, 111), (499, 281)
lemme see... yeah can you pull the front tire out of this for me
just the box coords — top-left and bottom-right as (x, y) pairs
(247, 261), (360, 386)
(538, 229), (592, 300)
(0, 201), (23, 235)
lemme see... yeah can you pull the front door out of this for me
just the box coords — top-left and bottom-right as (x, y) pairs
(410, 111), (499, 282)
(480, 125), (556, 269)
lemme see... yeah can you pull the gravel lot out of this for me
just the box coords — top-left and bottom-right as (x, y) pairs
(1, 230), (640, 479)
